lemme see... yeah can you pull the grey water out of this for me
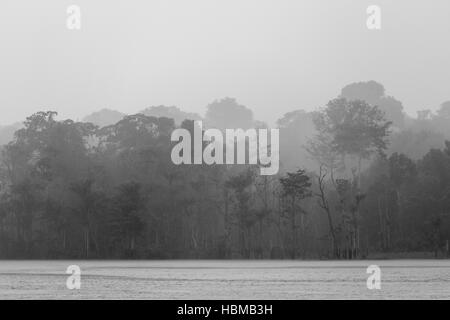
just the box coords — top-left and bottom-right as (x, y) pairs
(0, 260), (449, 299)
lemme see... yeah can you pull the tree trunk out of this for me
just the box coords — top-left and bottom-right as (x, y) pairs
(85, 228), (89, 258)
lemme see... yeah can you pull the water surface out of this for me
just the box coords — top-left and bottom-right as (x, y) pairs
(0, 260), (448, 299)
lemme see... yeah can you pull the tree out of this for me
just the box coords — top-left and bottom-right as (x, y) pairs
(387, 153), (417, 244)
(436, 101), (450, 119)
(277, 110), (317, 171)
(310, 98), (391, 257)
(205, 97), (254, 131)
(341, 81), (404, 128)
(225, 169), (256, 258)
(141, 105), (201, 126)
(315, 98), (391, 161)
(111, 181), (145, 257)
(70, 179), (100, 258)
(279, 169), (312, 258)
(1, 104), (449, 260)
(315, 165), (339, 257)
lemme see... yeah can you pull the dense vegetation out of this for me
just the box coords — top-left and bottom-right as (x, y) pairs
(0, 81), (449, 259)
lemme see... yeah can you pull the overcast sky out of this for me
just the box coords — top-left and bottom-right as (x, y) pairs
(0, 0), (449, 125)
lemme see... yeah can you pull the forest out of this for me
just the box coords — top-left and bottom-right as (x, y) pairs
(0, 80), (449, 259)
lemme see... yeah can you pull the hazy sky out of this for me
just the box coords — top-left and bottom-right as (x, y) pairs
(0, 0), (449, 125)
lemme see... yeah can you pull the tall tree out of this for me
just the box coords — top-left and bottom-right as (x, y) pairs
(279, 169), (312, 258)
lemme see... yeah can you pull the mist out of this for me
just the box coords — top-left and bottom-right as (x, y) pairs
(0, 0), (449, 125)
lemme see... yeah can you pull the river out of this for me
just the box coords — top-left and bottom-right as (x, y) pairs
(0, 260), (448, 299)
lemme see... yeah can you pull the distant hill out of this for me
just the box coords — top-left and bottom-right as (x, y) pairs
(140, 105), (202, 125)
(82, 109), (126, 127)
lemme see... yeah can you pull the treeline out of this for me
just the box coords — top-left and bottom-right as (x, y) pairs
(0, 85), (450, 259)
